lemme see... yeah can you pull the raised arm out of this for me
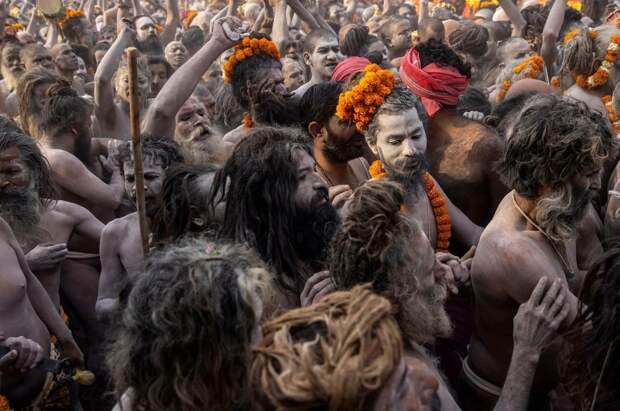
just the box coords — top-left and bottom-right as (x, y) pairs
(96, 221), (125, 321)
(142, 16), (251, 137)
(271, 0), (289, 53)
(64, 201), (105, 242)
(288, 0), (321, 32)
(499, 0), (526, 37)
(419, 0), (428, 23)
(541, 0), (566, 75)
(160, 0), (180, 46)
(130, 0), (144, 18)
(493, 277), (570, 411)
(94, 23), (134, 126)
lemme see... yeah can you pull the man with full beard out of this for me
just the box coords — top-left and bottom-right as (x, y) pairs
(211, 127), (340, 312)
(96, 137), (183, 321)
(465, 95), (614, 411)
(300, 81), (370, 209)
(330, 180), (573, 411)
(0, 42), (25, 114)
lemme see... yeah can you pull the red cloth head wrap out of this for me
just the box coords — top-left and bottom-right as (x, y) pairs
(331, 57), (371, 82)
(399, 48), (469, 117)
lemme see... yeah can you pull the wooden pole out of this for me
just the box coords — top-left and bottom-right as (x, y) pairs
(126, 47), (149, 255)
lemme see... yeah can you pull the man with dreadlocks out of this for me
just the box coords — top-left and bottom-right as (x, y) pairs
(465, 95), (613, 411)
(220, 31), (296, 151)
(212, 127), (340, 310)
(15, 67), (62, 137)
(106, 239), (272, 411)
(329, 180), (573, 411)
(96, 137), (183, 321)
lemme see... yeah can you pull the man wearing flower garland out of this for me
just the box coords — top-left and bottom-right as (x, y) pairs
(400, 39), (508, 226)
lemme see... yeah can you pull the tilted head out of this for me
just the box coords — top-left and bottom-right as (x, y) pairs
(107, 238), (272, 410)
(500, 95), (614, 241)
(418, 18), (445, 43)
(301, 81), (366, 164)
(151, 163), (221, 244)
(251, 285), (414, 410)
(16, 68), (63, 138)
(164, 40), (188, 70)
(212, 127), (339, 299)
(380, 16), (414, 57)
(302, 29), (342, 81)
(20, 43), (54, 71)
(114, 52), (151, 105)
(329, 180), (451, 344)
(117, 137), (183, 217)
(50, 43), (79, 74)
(281, 57), (306, 92)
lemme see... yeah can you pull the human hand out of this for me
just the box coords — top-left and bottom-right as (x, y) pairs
(329, 184), (353, 209)
(513, 277), (569, 360)
(99, 146), (122, 175)
(59, 337), (84, 368)
(26, 243), (68, 271)
(211, 16), (251, 50)
(433, 254), (458, 295)
(0, 334), (44, 373)
(462, 111), (485, 122)
(300, 270), (335, 307)
(119, 18), (137, 39)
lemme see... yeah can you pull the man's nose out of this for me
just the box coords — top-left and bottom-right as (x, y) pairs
(403, 139), (417, 156)
(591, 173), (602, 191)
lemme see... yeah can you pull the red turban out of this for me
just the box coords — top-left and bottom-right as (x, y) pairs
(399, 48), (469, 118)
(331, 57), (371, 82)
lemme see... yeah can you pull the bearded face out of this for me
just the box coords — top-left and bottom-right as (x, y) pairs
(175, 98), (226, 165)
(1, 45), (25, 91)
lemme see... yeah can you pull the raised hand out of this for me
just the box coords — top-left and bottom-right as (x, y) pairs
(513, 277), (570, 357)
(211, 16), (251, 50)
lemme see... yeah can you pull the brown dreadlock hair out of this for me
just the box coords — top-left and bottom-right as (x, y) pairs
(562, 241), (620, 411)
(251, 284), (403, 410)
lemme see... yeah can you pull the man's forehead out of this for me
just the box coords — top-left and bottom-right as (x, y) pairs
(313, 37), (338, 50)
(137, 16), (155, 26)
(0, 146), (24, 162)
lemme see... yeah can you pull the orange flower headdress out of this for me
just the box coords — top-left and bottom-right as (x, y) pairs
(223, 36), (281, 83)
(58, 8), (85, 29)
(335, 64), (395, 132)
(496, 54), (544, 102)
(182, 10), (198, 29)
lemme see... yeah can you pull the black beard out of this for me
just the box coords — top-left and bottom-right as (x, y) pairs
(321, 132), (365, 164)
(137, 37), (163, 56)
(0, 187), (43, 247)
(253, 93), (299, 127)
(293, 201), (340, 264)
(385, 153), (428, 194)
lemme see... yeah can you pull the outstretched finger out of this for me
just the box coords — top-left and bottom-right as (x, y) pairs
(540, 279), (562, 310)
(547, 284), (567, 319)
(528, 276), (548, 306)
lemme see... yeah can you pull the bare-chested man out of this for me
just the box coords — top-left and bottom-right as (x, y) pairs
(0, 131), (103, 310)
(94, 23), (151, 140)
(0, 43), (25, 115)
(0, 214), (83, 409)
(400, 39), (507, 226)
(50, 43), (85, 95)
(465, 95), (613, 411)
(96, 137), (182, 320)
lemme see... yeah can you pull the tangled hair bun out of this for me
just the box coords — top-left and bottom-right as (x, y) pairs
(251, 284), (403, 411)
(448, 23), (490, 58)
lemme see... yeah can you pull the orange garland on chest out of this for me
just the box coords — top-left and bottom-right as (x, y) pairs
(369, 160), (452, 252)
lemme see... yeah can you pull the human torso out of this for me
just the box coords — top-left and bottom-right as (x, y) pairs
(315, 157), (370, 189)
(403, 186), (438, 247)
(0, 236), (50, 407)
(469, 193), (580, 398)
(427, 110), (506, 226)
(113, 213), (146, 284)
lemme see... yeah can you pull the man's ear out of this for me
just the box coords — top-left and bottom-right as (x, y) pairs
(303, 51), (312, 67)
(307, 121), (324, 140)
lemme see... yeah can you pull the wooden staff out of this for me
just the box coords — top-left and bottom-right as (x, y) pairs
(126, 47), (149, 255)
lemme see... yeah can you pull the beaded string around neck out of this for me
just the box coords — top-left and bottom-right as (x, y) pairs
(369, 160), (452, 252)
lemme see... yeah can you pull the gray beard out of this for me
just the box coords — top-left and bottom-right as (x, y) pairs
(181, 127), (226, 166)
(0, 188), (46, 249)
(1, 68), (20, 91)
(397, 283), (452, 345)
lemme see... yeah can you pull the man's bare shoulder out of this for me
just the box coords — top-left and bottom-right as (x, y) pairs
(45, 200), (97, 224)
(102, 213), (138, 239)
(43, 148), (84, 170)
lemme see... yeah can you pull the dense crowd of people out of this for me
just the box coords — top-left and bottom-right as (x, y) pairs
(0, 0), (619, 408)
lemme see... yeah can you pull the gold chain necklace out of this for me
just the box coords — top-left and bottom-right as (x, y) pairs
(511, 192), (576, 278)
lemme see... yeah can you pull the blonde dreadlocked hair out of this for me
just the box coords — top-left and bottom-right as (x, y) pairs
(251, 285), (403, 410)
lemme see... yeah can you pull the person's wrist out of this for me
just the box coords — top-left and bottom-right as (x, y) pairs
(512, 344), (540, 365)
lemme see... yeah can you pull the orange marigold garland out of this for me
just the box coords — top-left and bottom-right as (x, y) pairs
(223, 36), (281, 83)
(573, 34), (620, 89)
(243, 112), (253, 128)
(368, 160), (452, 252)
(602, 95), (620, 133)
(336, 64), (395, 132)
(58, 8), (85, 28)
(497, 55), (544, 102)
(0, 395), (12, 411)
